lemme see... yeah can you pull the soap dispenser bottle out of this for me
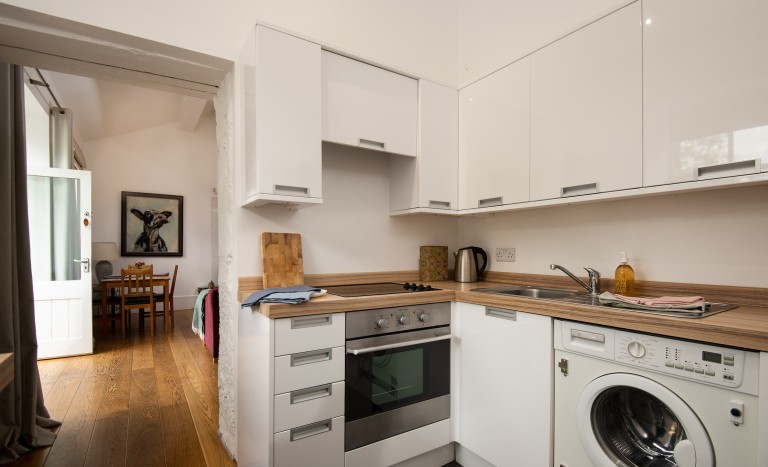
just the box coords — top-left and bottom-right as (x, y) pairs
(614, 252), (635, 296)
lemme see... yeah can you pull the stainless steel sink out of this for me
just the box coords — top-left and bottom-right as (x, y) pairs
(471, 285), (739, 318)
(471, 286), (584, 300)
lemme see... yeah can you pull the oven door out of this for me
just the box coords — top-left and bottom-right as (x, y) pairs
(345, 327), (451, 451)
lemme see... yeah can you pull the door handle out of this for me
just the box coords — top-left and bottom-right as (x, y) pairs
(73, 258), (90, 273)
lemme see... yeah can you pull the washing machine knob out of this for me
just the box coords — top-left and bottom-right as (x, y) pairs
(627, 341), (647, 358)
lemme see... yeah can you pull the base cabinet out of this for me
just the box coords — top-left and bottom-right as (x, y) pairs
(237, 310), (344, 467)
(456, 303), (553, 466)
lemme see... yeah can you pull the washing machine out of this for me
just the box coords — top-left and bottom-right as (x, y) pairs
(553, 320), (760, 467)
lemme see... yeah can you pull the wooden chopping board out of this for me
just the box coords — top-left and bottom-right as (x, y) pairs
(261, 232), (304, 289)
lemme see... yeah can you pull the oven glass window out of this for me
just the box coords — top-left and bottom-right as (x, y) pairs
(371, 348), (424, 405)
(346, 339), (449, 422)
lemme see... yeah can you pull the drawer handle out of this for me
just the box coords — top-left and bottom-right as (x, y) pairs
(290, 418), (332, 442)
(291, 314), (332, 329)
(695, 159), (761, 180)
(428, 200), (451, 209)
(358, 138), (386, 151)
(291, 348), (332, 367)
(290, 384), (333, 404)
(274, 185), (310, 197)
(478, 196), (503, 208)
(486, 307), (517, 321)
(561, 182), (599, 197)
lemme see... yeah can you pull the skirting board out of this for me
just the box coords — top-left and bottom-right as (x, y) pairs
(456, 443), (495, 467)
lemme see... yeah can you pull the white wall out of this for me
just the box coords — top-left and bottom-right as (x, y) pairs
(237, 143), (459, 277)
(86, 116), (218, 309)
(4, 0), (460, 87)
(458, 0), (631, 87)
(458, 185), (768, 288)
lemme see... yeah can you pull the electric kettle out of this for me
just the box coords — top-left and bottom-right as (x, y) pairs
(454, 246), (488, 282)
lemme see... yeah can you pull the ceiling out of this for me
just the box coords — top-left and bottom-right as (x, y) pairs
(37, 70), (213, 143)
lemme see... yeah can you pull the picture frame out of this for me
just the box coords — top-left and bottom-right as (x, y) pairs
(121, 191), (183, 257)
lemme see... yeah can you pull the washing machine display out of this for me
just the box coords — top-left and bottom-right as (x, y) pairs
(554, 320), (760, 467)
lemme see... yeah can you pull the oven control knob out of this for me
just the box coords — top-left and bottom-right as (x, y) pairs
(397, 316), (408, 325)
(417, 313), (430, 323)
(376, 318), (389, 329)
(627, 341), (646, 359)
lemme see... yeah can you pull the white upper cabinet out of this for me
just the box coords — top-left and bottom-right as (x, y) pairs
(390, 80), (458, 213)
(240, 26), (322, 207)
(322, 51), (418, 157)
(643, 0), (768, 186)
(459, 58), (531, 210)
(530, 2), (642, 201)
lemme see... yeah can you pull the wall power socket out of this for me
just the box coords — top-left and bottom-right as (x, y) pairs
(496, 247), (516, 262)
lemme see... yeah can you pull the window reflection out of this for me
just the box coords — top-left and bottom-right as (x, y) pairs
(679, 125), (767, 177)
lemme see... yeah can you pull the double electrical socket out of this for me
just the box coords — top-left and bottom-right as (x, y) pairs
(496, 247), (516, 262)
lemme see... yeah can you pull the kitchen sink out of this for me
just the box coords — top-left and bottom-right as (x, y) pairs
(471, 286), (584, 300)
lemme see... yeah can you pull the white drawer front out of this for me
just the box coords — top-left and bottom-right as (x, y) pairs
(274, 381), (345, 433)
(274, 313), (345, 356)
(274, 415), (344, 467)
(274, 346), (344, 394)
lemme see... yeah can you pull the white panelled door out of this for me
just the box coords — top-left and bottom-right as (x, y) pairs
(27, 167), (93, 359)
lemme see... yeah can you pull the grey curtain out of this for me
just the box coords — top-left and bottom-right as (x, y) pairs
(0, 63), (60, 464)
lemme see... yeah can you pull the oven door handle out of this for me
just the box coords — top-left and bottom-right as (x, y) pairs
(346, 334), (452, 355)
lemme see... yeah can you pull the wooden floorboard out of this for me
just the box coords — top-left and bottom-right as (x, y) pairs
(160, 404), (206, 467)
(43, 375), (107, 467)
(12, 309), (234, 467)
(126, 368), (165, 467)
(84, 414), (128, 467)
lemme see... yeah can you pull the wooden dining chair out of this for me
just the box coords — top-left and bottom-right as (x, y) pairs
(119, 265), (155, 338)
(152, 264), (178, 331)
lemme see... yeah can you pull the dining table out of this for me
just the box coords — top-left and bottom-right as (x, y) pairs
(100, 273), (170, 336)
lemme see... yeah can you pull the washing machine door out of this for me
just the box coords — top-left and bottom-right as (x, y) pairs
(576, 373), (714, 467)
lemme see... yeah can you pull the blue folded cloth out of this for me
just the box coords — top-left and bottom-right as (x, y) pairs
(241, 285), (322, 308)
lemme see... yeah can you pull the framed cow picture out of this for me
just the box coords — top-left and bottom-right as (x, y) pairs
(121, 191), (183, 257)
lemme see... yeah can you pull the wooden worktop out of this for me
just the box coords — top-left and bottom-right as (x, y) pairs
(238, 272), (768, 352)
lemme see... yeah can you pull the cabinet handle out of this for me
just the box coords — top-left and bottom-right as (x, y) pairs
(274, 185), (309, 197)
(290, 418), (332, 442)
(291, 314), (332, 329)
(561, 182), (599, 197)
(486, 307), (517, 321)
(290, 348), (332, 367)
(290, 383), (333, 404)
(428, 200), (451, 209)
(358, 138), (386, 151)
(696, 159), (761, 180)
(478, 196), (503, 208)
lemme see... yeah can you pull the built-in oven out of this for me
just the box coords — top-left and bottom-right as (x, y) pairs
(344, 302), (451, 451)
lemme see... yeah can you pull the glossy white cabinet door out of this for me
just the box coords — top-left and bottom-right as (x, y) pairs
(240, 25), (322, 207)
(322, 51), (417, 157)
(644, 0), (768, 186)
(390, 80), (458, 212)
(457, 303), (553, 467)
(530, 2), (642, 201)
(459, 58), (530, 210)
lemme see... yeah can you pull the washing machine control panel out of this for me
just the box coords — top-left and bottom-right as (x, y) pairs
(615, 330), (745, 388)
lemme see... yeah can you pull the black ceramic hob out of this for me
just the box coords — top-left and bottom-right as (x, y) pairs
(321, 282), (439, 297)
